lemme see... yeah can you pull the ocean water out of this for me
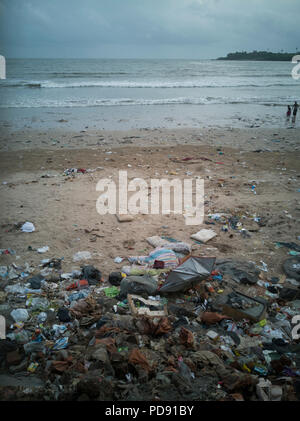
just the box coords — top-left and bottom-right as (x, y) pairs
(0, 58), (299, 130)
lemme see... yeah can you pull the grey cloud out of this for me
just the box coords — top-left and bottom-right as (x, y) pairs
(0, 0), (299, 58)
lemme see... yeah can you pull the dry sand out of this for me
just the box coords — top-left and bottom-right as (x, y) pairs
(0, 127), (299, 280)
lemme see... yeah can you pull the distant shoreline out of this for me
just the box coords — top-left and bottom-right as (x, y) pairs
(217, 51), (299, 61)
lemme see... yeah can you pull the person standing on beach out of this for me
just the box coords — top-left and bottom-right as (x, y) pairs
(286, 105), (291, 123)
(292, 101), (299, 124)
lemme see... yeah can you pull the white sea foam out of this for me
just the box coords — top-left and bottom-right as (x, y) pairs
(0, 95), (295, 108)
(0, 59), (297, 116)
(0, 79), (297, 89)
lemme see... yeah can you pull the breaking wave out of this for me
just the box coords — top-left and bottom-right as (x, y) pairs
(0, 80), (297, 89)
(0, 96), (294, 108)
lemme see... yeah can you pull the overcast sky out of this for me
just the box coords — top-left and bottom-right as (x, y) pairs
(0, 0), (299, 59)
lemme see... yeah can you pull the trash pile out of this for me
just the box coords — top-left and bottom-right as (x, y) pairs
(0, 234), (300, 401)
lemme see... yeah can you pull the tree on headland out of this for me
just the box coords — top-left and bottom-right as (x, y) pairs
(217, 50), (300, 61)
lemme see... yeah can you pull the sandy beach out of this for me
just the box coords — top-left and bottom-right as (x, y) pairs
(1, 126), (299, 278)
(1, 0), (300, 404)
(0, 124), (300, 401)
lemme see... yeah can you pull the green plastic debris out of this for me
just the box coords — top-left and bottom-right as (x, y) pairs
(104, 286), (120, 298)
(117, 300), (128, 308)
(129, 268), (168, 276)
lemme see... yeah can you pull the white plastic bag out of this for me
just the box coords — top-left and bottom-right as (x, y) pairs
(190, 229), (217, 243)
(21, 222), (35, 233)
(10, 309), (29, 322)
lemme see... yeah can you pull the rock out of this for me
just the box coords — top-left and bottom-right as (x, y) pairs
(116, 214), (134, 222)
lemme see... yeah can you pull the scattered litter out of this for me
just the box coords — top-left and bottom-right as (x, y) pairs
(37, 246), (49, 253)
(21, 222), (35, 233)
(146, 236), (191, 254)
(72, 251), (92, 262)
(129, 247), (178, 269)
(1, 195), (300, 402)
(128, 294), (168, 317)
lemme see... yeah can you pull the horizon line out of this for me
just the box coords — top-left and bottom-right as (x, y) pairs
(4, 57), (217, 60)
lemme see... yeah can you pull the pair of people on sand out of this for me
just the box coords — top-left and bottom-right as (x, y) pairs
(286, 101), (298, 124)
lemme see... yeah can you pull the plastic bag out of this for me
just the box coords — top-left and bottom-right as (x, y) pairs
(27, 297), (49, 311)
(146, 236), (191, 255)
(10, 309), (29, 322)
(129, 248), (178, 269)
(21, 222), (35, 232)
(120, 274), (158, 299)
(73, 251), (92, 262)
(191, 229), (217, 243)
